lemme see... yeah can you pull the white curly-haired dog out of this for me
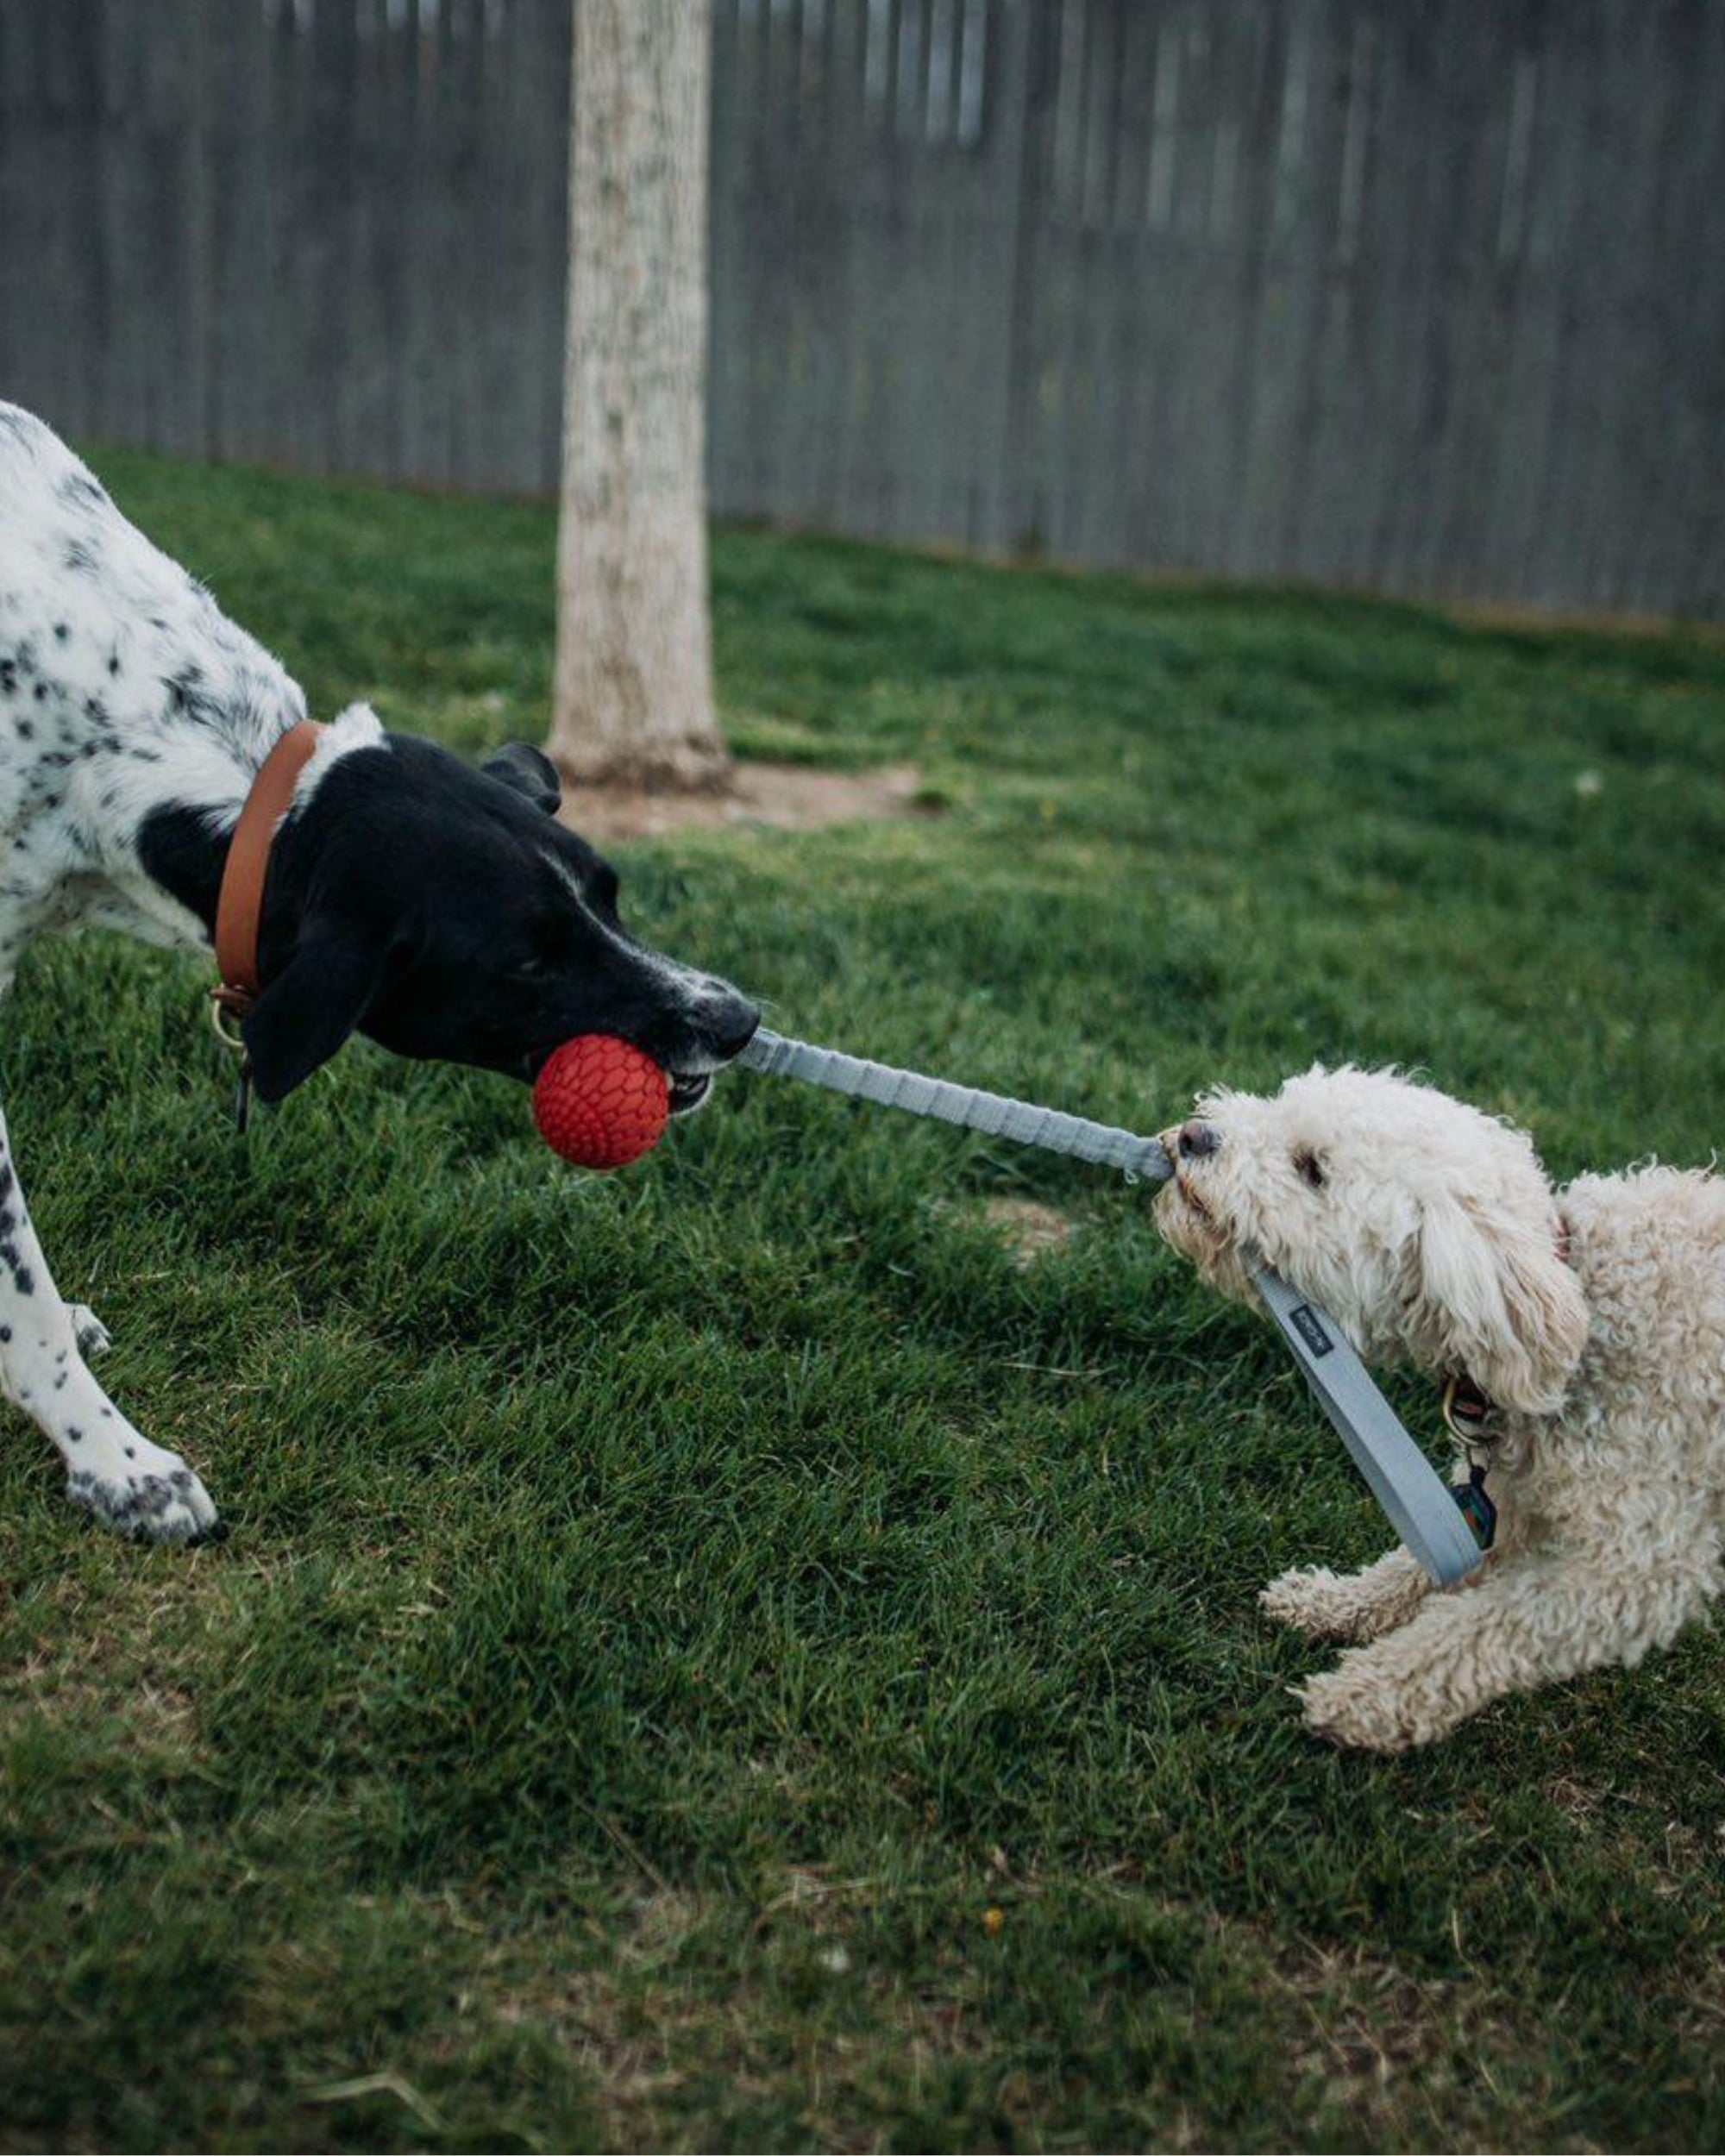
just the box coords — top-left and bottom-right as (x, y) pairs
(1154, 1065), (1724, 1752)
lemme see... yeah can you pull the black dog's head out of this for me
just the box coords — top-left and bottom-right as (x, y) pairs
(239, 736), (758, 1107)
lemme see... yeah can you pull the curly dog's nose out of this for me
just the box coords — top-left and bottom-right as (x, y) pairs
(1176, 1119), (1221, 1161)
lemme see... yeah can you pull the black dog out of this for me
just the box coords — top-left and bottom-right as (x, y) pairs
(141, 731), (756, 1110)
(0, 400), (756, 1541)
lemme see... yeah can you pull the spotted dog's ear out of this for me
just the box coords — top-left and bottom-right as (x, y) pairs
(482, 742), (561, 816)
(241, 923), (392, 1105)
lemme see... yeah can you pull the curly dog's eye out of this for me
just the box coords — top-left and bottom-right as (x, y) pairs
(1294, 1146), (1327, 1189)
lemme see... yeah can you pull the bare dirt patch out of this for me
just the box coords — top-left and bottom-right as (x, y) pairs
(562, 760), (930, 841)
(976, 1196), (1079, 1263)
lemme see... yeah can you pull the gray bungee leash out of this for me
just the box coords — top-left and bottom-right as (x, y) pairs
(738, 1025), (1484, 1586)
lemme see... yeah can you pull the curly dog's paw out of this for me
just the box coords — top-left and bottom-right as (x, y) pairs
(1294, 1667), (1420, 1752)
(1261, 1567), (1377, 1642)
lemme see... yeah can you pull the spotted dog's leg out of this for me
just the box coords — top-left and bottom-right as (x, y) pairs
(0, 1102), (218, 1541)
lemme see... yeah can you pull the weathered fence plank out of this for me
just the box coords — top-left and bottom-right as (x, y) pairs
(0, 0), (1719, 616)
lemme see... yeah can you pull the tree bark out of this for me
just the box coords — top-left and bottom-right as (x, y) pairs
(549, 0), (727, 791)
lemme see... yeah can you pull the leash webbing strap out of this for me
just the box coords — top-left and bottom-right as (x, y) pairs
(738, 1029), (1173, 1182)
(737, 1025), (1484, 1584)
(1248, 1267), (1484, 1584)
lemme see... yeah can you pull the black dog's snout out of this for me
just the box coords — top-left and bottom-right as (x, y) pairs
(712, 990), (760, 1059)
(1176, 1119), (1221, 1161)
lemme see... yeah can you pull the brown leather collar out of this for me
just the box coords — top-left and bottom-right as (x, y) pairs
(212, 720), (324, 1021)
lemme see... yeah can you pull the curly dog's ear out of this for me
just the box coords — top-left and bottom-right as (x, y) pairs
(1412, 1193), (1589, 1415)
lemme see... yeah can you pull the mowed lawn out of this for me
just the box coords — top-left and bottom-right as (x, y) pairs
(2, 447), (1723, 2153)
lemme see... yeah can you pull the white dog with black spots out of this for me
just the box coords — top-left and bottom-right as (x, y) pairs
(0, 404), (757, 1543)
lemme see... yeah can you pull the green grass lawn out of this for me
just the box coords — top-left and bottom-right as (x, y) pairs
(3, 448), (1723, 2153)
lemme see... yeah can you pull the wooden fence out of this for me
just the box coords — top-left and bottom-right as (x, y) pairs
(1, 0), (1720, 616)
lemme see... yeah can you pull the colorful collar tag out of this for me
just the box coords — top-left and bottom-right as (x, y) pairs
(1452, 1462), (1497, 1551)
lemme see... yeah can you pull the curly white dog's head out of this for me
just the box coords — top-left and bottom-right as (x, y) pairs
(1155, 1066), (1588, 1415)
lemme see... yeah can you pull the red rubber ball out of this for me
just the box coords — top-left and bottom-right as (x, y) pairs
(532, 1034), (669, 1169)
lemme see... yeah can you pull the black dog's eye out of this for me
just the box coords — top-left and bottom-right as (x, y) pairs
(1294, 1146), (1327, 1189)
(518, 918), (577, 980)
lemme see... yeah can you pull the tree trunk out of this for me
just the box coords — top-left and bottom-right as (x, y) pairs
(549, 0), (727, 791)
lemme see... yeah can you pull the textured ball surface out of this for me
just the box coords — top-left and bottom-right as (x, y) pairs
(532, 1035), (669, 1169)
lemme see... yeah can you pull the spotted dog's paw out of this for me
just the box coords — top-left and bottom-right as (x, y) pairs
(64, 1304), (111, 1359)
(66, 1457), (223, 1545)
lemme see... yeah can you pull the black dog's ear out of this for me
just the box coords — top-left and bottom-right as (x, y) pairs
(241, 925), (391, 1105)
(483, 742), (561, 816)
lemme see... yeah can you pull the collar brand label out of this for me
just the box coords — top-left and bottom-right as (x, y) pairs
(1289, 1303), (1335, 1357)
